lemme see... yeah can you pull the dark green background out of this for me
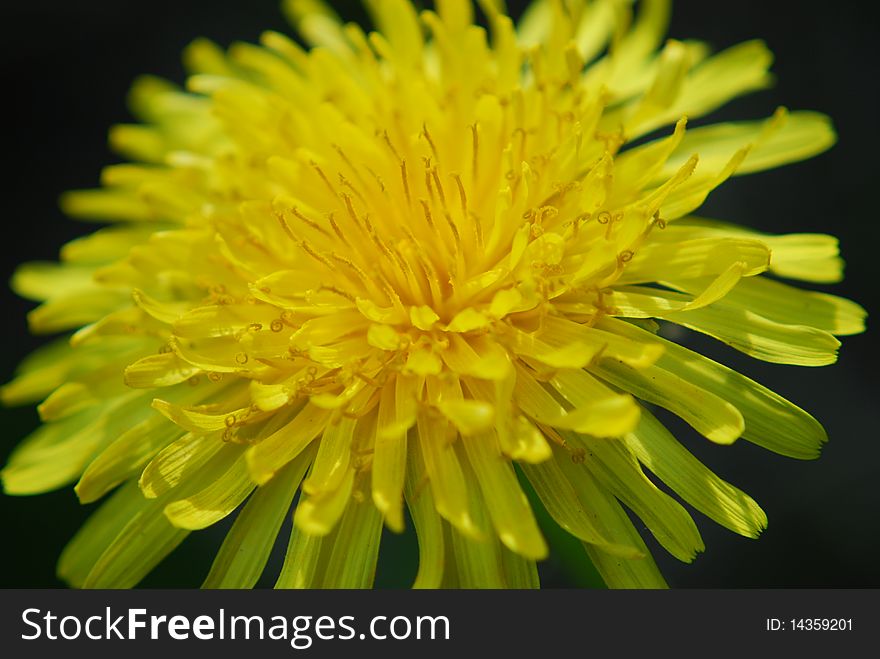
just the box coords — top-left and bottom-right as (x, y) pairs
(0, 0), (877, 588)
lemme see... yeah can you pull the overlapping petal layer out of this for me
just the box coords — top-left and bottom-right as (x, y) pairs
(2, 0), (865, 589)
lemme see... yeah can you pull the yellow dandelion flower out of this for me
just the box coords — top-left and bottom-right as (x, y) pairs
(2, 0), (866, 589)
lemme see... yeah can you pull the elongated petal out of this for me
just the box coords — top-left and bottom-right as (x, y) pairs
(302, 415), (356, 495)
(463, 432), (548, 559)
(205, 447), (312, 588)
(276, 520), (325, 589)
(676, 275), (866, 336)
(405, 434), (446, 589)
(620, 238), (769, 285)
(567, 433), (704, 562)
(372, 381), (408, 531)
(246, 403), (330, 484)
(665, 221), (846, 283)
(660, 111), (835, 180)
(76, 414), (183, 504)
(593, 357), (745, 445)
(665, 302), (841, 366)
(57, 480), (147, 587)
(139, 431), (224, 498)
(616, 286), (843, 366)
(164, 449), (254, 530)
(294, 466), (355, 535)
(520, 451), (642, 558)
(125, 353), (201, 388)
(416, 413), (480, 538)
(321, 486), (384, 588)
(82, 487), (192, 588)
(625, 409), (767, 538)
(600, 317), (827, 458)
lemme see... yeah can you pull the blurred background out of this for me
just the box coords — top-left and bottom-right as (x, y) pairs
(0, 0), (876, 588)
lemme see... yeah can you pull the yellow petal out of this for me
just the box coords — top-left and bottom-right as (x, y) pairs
(405, 437), (446, 589)
(246, 403), (330, 484)
(619, 237), (769, 285)
(372, 382), (408, 531)
(569, 432), (704, 562)
(520, 450), (643, 558)
(294, 467), (355, 535)
(601, 317), (827, 458)
(139, 431), (224, 499)
(626, 409), (767, 538)
(124, 352), (201, 388)
(416, 413), (480, 538)
(164, 450), (254, 530)
(302, 416), (356, 495)
(594, 356), (745, 445)
(437, 399), (496, 436)
(321, 488), (384, 588)
(462, 432), (548, 560)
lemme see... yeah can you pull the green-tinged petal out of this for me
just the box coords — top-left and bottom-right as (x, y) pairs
(664, 300), (841, 366)
(500, 546), (540, 589)
(151, 396), (253, 434)
(667, 221), (846, 283)
(579, 505), (668, 587)
(405, 432), (446, 589)
(625, 409), (767, 538)
(600, 317), (827, 458)
(619, 238), (769, 285)
(448, 449), (508, 588)
(1, 338), (74, 406)
(321, 485), (384, 588)
(450, 515), (506, 588)
(606, 263), (746, 318)
(76, 414), (183, 504)
(765, 234), (847, 284)
(11, 262), (98, 302)
(416, 413), (480, 538)
(59, 188), (156, 222)
(204, 447), (312, 588)
(302, 415), (355, 495)
(372, 380), (408, 531)
(567, 433), (704, 562)
(276, 515), (326, 589)
(463, 432), (548, 560)
(81, 484), (195, 588)
(139, 431), (224, 498)
(246, 403), (329, 484)
(549, 369), (642, 438)
(124, 353), (202, 388)
(594, 356), (745, 445)
(60, 225), (157, 265)
(538, 317), (665, 368)
(294, 466), (354, 535)
(3, 393), (148, 495)
(520, 449), (642, 558)
(551, 445), (668, 588)
(660, 111), (835, 180)
(619, 286), (843, 366)
(164, 449), (254, 530)
(675, 274), (866, 336)
(27, 289), (133, 335)
(1, 336), (146, 407)
(57, 480), (146, 587)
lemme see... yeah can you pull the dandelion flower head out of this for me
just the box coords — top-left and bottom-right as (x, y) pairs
(1, 0), (867, 588)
